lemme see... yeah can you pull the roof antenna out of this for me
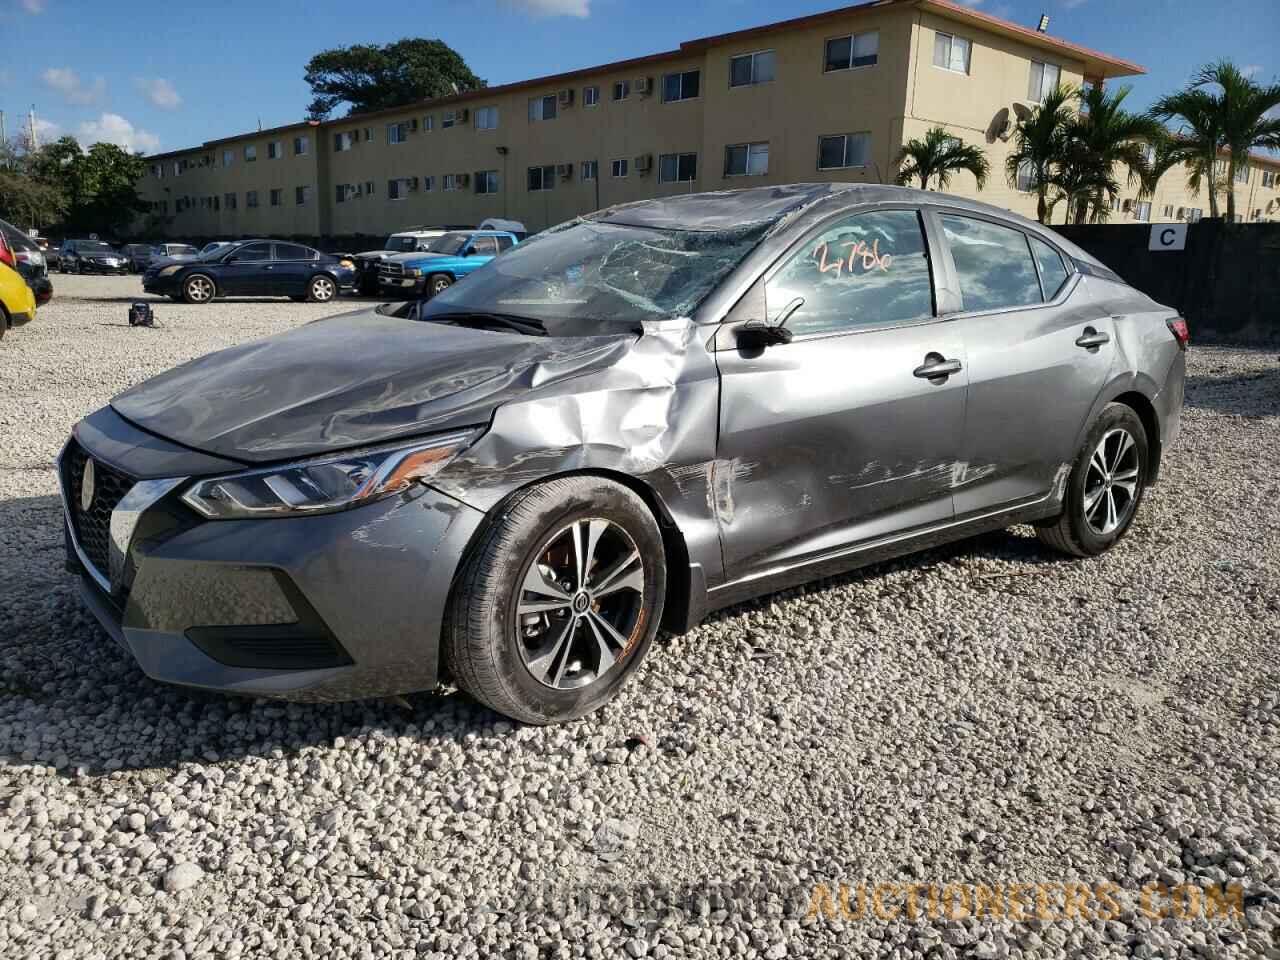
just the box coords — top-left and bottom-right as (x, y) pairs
(1036, 14), (1050, 32)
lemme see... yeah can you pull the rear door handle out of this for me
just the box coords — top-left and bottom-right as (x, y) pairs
(1075, 328), (1111, 349)
(913, 356), (963, 380)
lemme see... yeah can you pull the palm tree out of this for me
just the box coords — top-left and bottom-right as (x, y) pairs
(1137, 137), (1198, 210)
(1058, 85), (1168, 223)
(1152, 60), (1280, 220)
(1005, 85), (1075, 223)
(895, 127), (990, 192)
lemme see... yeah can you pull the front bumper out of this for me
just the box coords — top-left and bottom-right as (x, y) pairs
(142, 274), (178, 295)
(379, 275), (425, 296)
(75, 260), (129, 274)
(59, 411), (486, 701)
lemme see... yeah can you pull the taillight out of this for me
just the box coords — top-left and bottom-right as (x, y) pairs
(1167, 317), (1190, 350)
(0, 236), (13, 269)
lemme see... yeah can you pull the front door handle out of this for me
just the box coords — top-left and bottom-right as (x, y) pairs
(1075, 327), (1111, 349)
(913, 355), (963, 380)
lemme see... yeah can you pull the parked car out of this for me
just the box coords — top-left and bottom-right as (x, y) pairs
(350, 227), (460, 296)
(0, 218), (53, 306)
(122, 243), (156, 273)
(0, 234), (38, 340)
(199, 241), (233, 258)
(142, 239), (356, 303)
(58, 184), (1187, 723)
(58, 239), (128, 275)
(377, 229), (519, 297)
(149, 243), (200, 267)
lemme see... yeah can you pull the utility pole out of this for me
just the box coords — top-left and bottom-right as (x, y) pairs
(28, 106), (39, 150)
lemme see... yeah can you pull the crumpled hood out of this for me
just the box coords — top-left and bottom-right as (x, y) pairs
(388, 251), (448, 264)
(110, 308), (634, 463)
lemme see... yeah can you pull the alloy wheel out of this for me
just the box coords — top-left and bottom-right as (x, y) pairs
(1082, 428), (1140, 536)
(311, 277), (335, 302)
(186, 276), (214, 303)
(515, 518), (646, 691)
(432, 276), (451, 295)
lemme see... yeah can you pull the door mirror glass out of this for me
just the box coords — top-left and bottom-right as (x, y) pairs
(765, 209), (934, 337)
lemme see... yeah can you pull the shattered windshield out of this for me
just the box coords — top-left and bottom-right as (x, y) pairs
(421, 219), (770, 332)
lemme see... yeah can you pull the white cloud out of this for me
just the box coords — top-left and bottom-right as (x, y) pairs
(1242, 64), (1262, 78)
(41, 66), (105, 106)
(20, 0), (46, 12)
(31, 117), (62, 144)
(136, 76), (182, 110)
(76, 113), (160, 153)
(499, 0), (590, 17)
(1060, 0), (1087, 8)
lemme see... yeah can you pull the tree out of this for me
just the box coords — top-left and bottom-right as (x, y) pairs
(1138, 137), (1198, 210)
(895, 127), (990, 192)
(1005, 85), (1075, 223)
(0, 138), (68, 230)
(1152, 60), (1280, 221)
(0, 136), (146, 237)
(304, 38), (486, 120)
(1057, 85), (1167, 223)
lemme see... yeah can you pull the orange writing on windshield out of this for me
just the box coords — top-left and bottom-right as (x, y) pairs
(814, 238), (893, 276)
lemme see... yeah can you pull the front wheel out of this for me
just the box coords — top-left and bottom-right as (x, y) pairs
(427, 273), (453, 298)
(307, 275), (336, 303)
(182, 274), (216, 304)
(445, 476), (666, 724)
(1036, 403), (1148, 557)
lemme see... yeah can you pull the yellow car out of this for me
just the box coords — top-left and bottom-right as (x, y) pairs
(0, 240), (37, 341)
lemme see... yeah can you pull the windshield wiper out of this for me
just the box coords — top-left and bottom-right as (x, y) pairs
(422, 312), (546, 336)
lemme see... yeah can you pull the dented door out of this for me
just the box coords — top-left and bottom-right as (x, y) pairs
(713, 208), (967, 583)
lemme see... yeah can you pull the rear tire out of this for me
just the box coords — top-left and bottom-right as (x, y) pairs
(444, 476), (665, 724)
(1036, 403), (1148, 558)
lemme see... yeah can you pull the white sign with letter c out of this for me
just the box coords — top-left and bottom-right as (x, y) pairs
(1149, 223), (1188, 251)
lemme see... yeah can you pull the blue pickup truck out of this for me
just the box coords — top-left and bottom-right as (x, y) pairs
(377, 229), (519, 298)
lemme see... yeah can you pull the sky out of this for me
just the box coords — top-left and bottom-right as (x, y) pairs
(1, 0), (1276, 156)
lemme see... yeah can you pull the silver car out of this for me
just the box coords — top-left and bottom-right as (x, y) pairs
(59, 184), (1186, 724)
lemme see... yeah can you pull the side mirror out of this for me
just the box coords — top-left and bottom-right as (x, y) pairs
(738, 319), (794, 349)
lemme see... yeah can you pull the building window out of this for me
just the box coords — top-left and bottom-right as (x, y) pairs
(363, 128), (372, 141)
(335, 184), (355, 203)
(612, 79), (630, 101)
(1133, 201), (1152, 222)
(388, 178), (409, 200)
(528, 165), (556, 191)
(267, 140), (282, 159)
(659, 152), (697, 183)
(475, 170), (500, 194)
(581, 160), (598, 181)
(729, 50), (776, 87)
(817, 132), (870, 170)
(663, 69), (701, 102)
(1262, 170), (1276, 188)
(423, 115), (434, 132)
(443, 174), (458, 191)
(611, 158), (628, 178)
(724, 141), (769, 177)
(222, 149), (234, 168)
(364, 180), (375, 196)
(269, 188), (282, 207)
(1015, 160), (1036, 192)
(293, 135), (309, 156)
(442, 110), (461, 129)
(296, 185), (310, 206)
(423, 175), (435, 192)
(1162, 204), (1174, 218)
(244, 144), (257, 162)
(246, 190), (259, 208)
(474, 106), (499, 130)
(224, 192), (237, 210)
(388, 121), (411, 144)
(1028, 60), (1061, 102)
(1234, 164), (1250, 184)
(825, 31), (879, 71)
(334, 131), (354, 152)
(933, 32), (972, 74)
(529, 95), (557, 121)
(584, 85), (600, 107)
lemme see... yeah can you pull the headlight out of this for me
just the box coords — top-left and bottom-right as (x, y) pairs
(158, 265), (183, 277)
(181, 430), (478, 519)
(338, 258), (354, 269)
(407, 268), (422, 277)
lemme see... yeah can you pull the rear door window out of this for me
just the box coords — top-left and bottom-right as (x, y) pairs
(1029, 235), (1070, 300)
(939, 215), (1042, 312)
(274, 243), (314, 261)
(765, 209), (935, 337)
(471, 236), (499, 256)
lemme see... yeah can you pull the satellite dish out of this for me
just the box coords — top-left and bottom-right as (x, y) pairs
(986, 107), (1011, 144)
(1011, 100), (1037, 122)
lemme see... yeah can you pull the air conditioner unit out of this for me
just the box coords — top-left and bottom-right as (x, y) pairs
(408, 177), (419, 191)
(558, 88), (574, 106)
(456, 108), (470, 123)
(1122, 199), (1133, 212)
(635, 153), (653, 173)
(457, 172), (471, 186)
(1176, 207), (1185, 219)
(556, 163), (573, 180)
(635, 76), (653, 96)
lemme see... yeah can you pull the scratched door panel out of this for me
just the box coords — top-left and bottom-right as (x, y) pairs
(713, 208), (966, 582)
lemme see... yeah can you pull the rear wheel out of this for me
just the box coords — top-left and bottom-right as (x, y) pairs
(182, 274), (216, 304)
(1036, 403), (1148, 557)
(307, 275), (336, 303)
(445, 476), (665, 724)
(427, 273), (452, 298)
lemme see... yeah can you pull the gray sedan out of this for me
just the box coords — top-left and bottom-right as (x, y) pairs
(59, 184), (1186, 723)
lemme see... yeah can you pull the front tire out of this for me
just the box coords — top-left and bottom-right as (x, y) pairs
(182, 274), (216, 304)
(445, 476), (666, 724)
(1036, 403), (1148, 557)
(307, 275), (337, 303)
(427, 273), (452, 298)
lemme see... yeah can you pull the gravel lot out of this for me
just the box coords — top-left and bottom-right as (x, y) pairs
(2, 275), (1278, 959)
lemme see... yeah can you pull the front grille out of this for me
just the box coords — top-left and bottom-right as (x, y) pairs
(63, 441), (134, 583)
(378, 261), (406, 280)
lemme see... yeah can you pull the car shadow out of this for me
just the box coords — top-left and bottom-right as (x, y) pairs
(0, 487), (1068, 778)
(1183, 364), (1279, 418)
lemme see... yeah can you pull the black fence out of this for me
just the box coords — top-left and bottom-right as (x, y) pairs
(1052, 220), (1280, 344)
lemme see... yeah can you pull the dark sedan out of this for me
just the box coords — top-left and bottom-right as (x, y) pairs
(59, 239), (129, 274)
(0, 218), (53, 306)
(61, 184), (1186, 724)
(142, 240), (356, 304)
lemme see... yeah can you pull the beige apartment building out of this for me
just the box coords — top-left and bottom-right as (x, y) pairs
(135, 0), (1280, 241)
